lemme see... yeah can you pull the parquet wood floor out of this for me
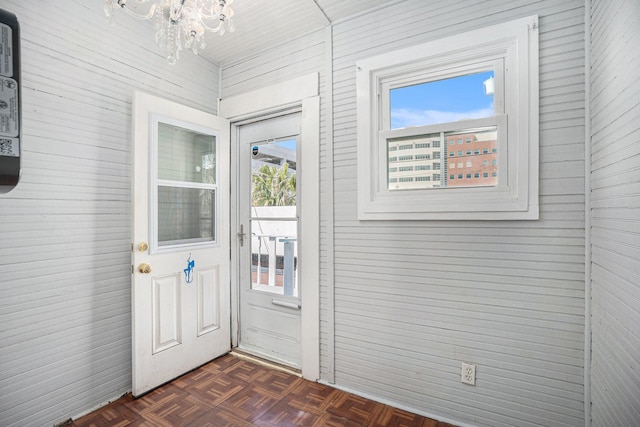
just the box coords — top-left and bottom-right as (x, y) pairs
(70, 354), (457, 427)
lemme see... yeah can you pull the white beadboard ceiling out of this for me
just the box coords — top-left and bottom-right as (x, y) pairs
(198, 0), (395, 65)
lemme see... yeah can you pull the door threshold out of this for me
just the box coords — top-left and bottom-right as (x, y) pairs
(230, 349), (302, 377)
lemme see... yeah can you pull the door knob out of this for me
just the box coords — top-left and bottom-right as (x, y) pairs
(138, 263), (152, 274)
(138, 242), (149, 252)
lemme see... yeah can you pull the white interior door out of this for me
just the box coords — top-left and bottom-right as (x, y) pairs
(132, 91), (230, 396)
(237, 112), (302, 368)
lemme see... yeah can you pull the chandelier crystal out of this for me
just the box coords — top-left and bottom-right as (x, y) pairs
(104, 0), (235, 64)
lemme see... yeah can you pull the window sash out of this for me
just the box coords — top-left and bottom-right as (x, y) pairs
(380, 58), (504, 131)
(378, 115), (507, 194)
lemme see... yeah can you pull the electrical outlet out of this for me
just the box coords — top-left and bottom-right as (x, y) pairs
(461, 362), (476, 385)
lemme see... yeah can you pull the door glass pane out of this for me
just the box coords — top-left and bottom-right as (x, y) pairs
(250, 219), (298, 297)
(158, 122), (216, 184)
(158, 186), (215, 246)
(249, 138), (297, 296)
(250, 139), (297, 208)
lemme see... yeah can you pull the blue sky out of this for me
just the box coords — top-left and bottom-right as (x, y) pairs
(390, 71), (494, 129)
(276, 139), (297, 151)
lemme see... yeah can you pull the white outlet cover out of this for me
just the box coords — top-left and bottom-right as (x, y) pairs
(461, 362), (476, 385)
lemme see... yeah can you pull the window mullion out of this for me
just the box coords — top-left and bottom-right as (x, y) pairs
(157, 179), (217, 191)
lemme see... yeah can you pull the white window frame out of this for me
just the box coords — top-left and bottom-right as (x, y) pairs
(356, 15), (539, 220)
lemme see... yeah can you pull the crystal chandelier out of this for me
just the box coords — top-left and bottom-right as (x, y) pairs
(104, 0), (235, 64)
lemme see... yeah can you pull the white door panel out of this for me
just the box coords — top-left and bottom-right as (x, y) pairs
(132, 92), (230, 396)
(242, 295), (302, 366)
(151, 273), (182, 354)
(197, 266), (222, 336)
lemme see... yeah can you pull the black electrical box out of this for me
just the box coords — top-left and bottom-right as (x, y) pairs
(0, 8), (20, 194)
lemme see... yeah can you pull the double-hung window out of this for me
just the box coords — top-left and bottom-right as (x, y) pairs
(356, 15), (539, 220)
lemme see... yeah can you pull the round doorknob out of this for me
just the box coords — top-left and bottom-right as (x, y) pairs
(138, 263), (152, 274)
(138, 242), (149, 252)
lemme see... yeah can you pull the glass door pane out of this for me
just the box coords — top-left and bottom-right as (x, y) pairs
(158, 122), (216, 184)
(154, 119), (218, 250)
(249, 138), (298, 296)
(158, 187), (215, 246)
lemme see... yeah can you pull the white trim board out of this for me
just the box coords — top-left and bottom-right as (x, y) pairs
(220, 73), (319, 119)
(583, 3), (592, 427)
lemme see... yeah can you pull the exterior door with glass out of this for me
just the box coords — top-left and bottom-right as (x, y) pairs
(132, 92), (230, 396)
(237, 112), (302, 368)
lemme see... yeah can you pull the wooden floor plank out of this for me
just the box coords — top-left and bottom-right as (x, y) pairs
(71, 354), (456, 426)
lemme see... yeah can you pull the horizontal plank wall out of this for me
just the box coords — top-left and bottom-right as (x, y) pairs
(330, 1), (586, 426)
(0, 1), (219, 426)
(589, 0), (640, 426)
(221, 29), (326, 98)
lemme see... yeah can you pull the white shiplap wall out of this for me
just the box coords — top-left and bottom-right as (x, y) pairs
(221, 29), (326, 98)
(221, 1), (588, 426)
(0, 1), (219, 426)
(589, 0), (640, 426)
(330, 1), (586, 426)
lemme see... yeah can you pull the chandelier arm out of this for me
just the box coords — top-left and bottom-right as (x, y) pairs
(121, 5), (157, 20)
(200, 15), (232, 33)
(114, 0), (157, 20)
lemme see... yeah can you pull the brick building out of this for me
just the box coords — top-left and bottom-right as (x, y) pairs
(445, 129), (497, 187)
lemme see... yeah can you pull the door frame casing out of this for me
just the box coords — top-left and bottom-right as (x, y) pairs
(221, 73), (320, 380)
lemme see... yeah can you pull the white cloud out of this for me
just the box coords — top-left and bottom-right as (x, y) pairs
(391, 106), (494, 129)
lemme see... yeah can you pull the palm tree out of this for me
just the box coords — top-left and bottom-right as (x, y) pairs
(251, 162), (296, 206)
